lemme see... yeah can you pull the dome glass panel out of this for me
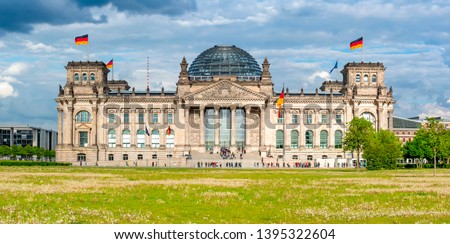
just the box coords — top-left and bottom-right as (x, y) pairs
(188, 45), (262, 77)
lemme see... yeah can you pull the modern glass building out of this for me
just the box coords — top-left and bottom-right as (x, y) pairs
(0, 125), (58, 150)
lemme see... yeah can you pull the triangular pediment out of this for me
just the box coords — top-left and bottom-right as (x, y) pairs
(184, 79), (267, 101)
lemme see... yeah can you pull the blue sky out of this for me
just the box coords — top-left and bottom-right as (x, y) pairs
(0, 0), (449, 130)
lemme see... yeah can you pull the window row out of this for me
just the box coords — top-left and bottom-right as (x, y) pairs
(275, 130), (343, 149)
(355, 74), (377, 83)
(108, 153), (171, 161)
(109, 113), (173, 124)
(75, 110), (174, 124)
(280, 114), (343, 124)
(74, 72), (96, 82)
(107, 129), (174, 148)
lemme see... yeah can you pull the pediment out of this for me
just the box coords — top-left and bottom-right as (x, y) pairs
(184, 80), (267, 101)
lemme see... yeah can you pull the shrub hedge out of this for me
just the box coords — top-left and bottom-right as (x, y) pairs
(0, 160), (72, 166)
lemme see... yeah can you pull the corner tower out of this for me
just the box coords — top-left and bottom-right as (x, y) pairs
(341, 62), (395, 131)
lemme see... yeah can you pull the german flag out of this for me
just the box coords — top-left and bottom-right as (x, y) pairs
(276, 87), (284, 119)
(166, 125), (171, 135)
(106, 59), (113, 69)
(75, 34), (88, 45)
(350, 37), (363, 50)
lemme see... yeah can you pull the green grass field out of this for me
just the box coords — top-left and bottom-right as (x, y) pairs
(0, 167), (448, 224)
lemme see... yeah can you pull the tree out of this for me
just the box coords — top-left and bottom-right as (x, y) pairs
(420, 118), (448, 176)
(364, 129), (403, 170)
(343, 117), (375, 170)
(0, 145), (11, 158)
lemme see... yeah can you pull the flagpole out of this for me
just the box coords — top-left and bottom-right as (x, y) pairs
(282, 83), (286, 166)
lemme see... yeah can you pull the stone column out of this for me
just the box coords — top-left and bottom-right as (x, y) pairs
(92, 107), (98, 145)
(57, 108), (63, 144)
(130, 110), (136, 147)
(184, 106), (190, 148)
(67, 106), (74, 146)
(230, 106), (236, 149)
(259, 106), (265, 149)
(245, 107), (251, 149)
(199, 106), (205, 147)
(214, 106), (220, 148)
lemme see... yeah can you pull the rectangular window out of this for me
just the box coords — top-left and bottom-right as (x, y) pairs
(167, 113), (173, 124)
(336, 114), (342, 124)
(306, 114), (313, 124)
(138, 113), (144, 124)
(124, 113), (129, 124)
(292, 114), (298, 124)
(79, 132), (88, 147)
(152, 113), (158, 124)
(321, 114), (327, 124)
(108, 154), (114, 161)
(109, 114), (115, 124)
(137, 133), (145, 148)
(277, 113), (283, 124)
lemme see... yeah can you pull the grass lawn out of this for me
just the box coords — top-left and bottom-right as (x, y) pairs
(0, 167), (448, 224)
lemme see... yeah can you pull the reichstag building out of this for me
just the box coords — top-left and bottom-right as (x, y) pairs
(56, 45), (395, 167)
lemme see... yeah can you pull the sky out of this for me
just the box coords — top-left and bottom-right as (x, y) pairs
(0, 0), (449, 130)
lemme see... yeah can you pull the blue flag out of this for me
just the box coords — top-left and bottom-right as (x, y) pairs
(145, 126), (150, 136)
(329, 60), (338, 74)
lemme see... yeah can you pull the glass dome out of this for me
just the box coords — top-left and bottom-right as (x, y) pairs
(188, 45), (262, 77)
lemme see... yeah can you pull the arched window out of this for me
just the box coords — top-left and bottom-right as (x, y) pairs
(123, 154), (128, 160)
(355, 74), (360, 82)
(364, 74), (369, 82)
(166, 129), (175, 148)
(76, 111), (91, 123)
(77, 153), (86, 162)
(276, 130), (284, 149)
(151, 129), (160, 148)
(372, 74), (377, 82)
(82, 73), (87, 81)
(361, 112), (375, 124)
(74, 73), (79, 81)
(290, 130), (299, 149)
(137, 154), (143, 160)
(137, 130), (145, 148)
(335, 130), (343, 148)
(108, 129), (116, 148)
(320, 130), (328, 149)
(122, 130), (131, 148)
(108, 154), (114, 161)
(90, 73), (95, 81)
(305, 130), (313, 148)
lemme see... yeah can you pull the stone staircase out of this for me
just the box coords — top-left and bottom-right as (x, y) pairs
(186, 150), (264, 168)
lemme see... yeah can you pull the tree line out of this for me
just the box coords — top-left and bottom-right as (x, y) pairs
(343, 117), (450, 173)
(0, 145), (56, 160)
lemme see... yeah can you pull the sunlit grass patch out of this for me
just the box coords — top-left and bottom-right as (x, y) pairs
(0, 167), (448, 224)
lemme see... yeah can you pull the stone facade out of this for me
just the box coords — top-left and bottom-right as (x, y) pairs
(56, 47), (395, 167)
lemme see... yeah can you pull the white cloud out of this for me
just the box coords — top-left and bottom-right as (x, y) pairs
(418, 103), (450, 120)
(0, 41), (5, 48)
(447, 98), (450, 103)
(0, 82), (18, 98)
(23, 41), (57, 52)
(0, 75), (19, 83)
(2, 62), (30, 76)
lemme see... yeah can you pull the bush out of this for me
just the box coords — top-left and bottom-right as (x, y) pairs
(0, 160), (71, 166)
